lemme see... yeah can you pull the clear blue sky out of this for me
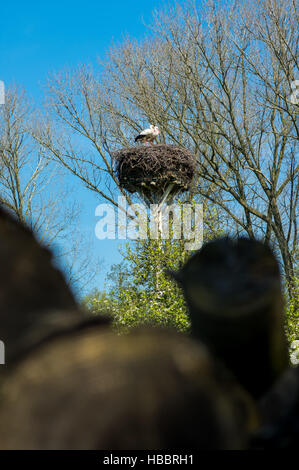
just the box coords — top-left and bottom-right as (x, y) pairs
(0, 0), (172, 296)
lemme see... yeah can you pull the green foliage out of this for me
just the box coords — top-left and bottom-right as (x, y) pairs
(285, 277), (299, 344)
(83, 202), (224, 333)
(81, 239), (190, 332)
(83, 202), (216, 332)
(83, 248), (299, 345)
(81, 289), (117, 319)
(107, 238), (190, 333)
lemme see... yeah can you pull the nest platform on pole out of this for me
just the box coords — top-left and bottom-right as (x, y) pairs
(113, 144), (196, 205)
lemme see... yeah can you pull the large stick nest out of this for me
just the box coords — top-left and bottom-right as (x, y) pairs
(113, 145), (196, 199)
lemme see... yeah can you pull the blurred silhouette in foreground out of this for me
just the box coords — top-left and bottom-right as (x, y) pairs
(171, 237), (289, 400)
(0, 206), (257, 449)
(0, 328), (257, 450)
(0, 206), (109, 366)
(252, 365), (299, 449)
(4, 205), (297, 449)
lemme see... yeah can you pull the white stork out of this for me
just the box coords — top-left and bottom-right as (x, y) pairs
(135, 125), (160, 145)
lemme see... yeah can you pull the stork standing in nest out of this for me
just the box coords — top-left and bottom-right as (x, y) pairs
(135, 125), (160, 145)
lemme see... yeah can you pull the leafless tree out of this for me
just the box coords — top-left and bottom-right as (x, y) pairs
(38, 0), (298, 295)
(0, 86), (100, 291)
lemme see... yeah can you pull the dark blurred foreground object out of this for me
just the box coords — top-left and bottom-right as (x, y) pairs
(0, 205), (108, 365)
(0, 328), (258, 450)
(251, 365), (299, 449)
(171, 237), (289, 399)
